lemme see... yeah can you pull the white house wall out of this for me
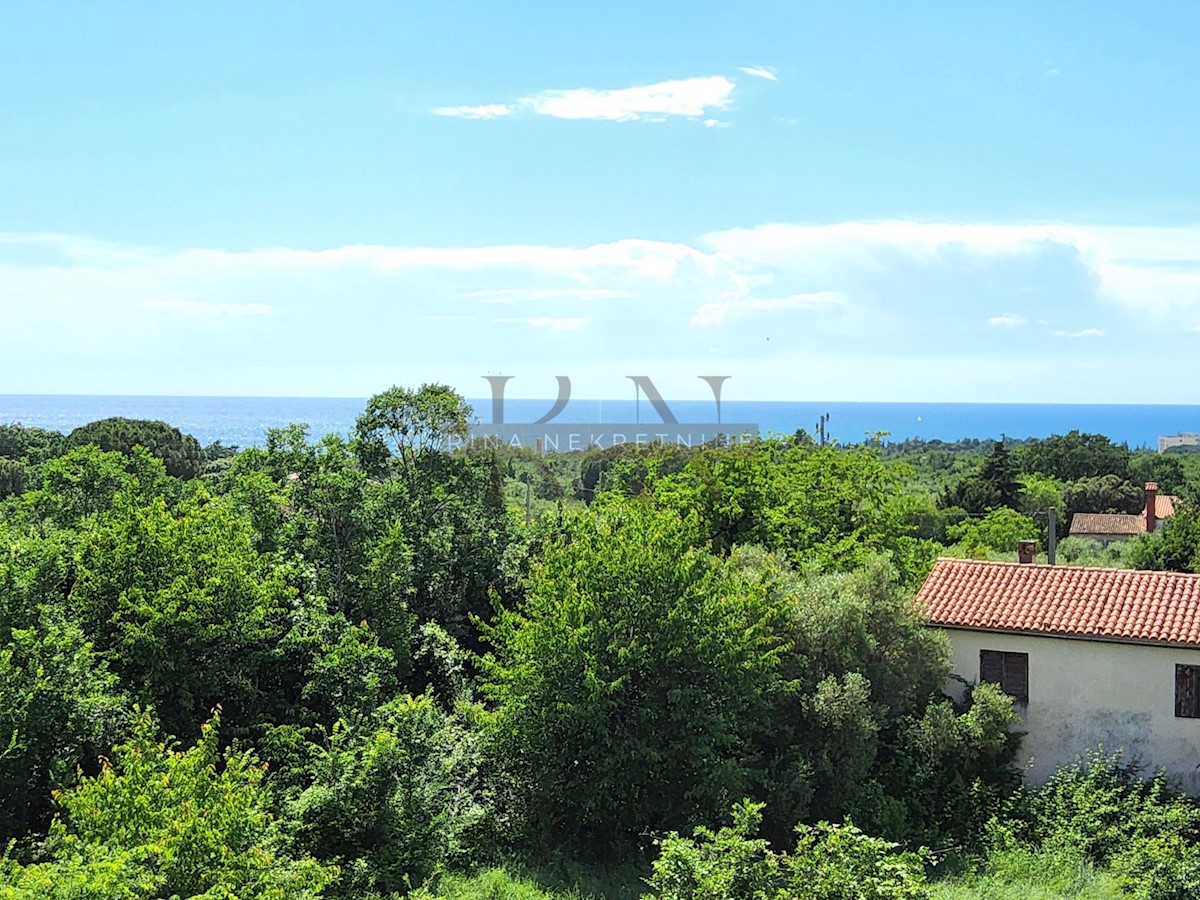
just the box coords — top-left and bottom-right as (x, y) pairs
(942, 628), (1200, 792)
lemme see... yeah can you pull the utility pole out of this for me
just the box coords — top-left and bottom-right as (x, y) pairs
(1047, 507), (1057, 565)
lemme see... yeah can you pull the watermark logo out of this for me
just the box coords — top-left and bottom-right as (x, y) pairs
(453, 375), (759, 452)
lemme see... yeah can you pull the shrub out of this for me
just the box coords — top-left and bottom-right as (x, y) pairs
(287, 695), (498, 898)
(0, 709), (334, 899)
(645, 799), (929, 900)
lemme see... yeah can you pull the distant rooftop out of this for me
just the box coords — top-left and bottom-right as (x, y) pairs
(1069, 512), (1147, 536)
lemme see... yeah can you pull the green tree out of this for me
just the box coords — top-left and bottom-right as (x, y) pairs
(354, 384), (473, 476)
(941, 441), (1020, 514)
(0, 424), (66, 466)
(731, 552), (956, 842)
(0, 459), (29, 500)
(67, 417), (205, 480)
(0, 710), (335, 899)
(0, 609), (127, 845)
(1015, 431), (1132, 483)
(610, 439), (935, 586)
(947, 508), (1039, 558)
(1130, 452), (1187, 497)
(1018, 473), (1066, 541)
(481, 502), (784, 856)
(67, 488), (316, 738)
(871, 682), (1022, 847)
(1127, 503), (1200, 573)
(1064, 474), (1144, 519)
(26, 445), (141, 528)
(288, 695), (496, 898)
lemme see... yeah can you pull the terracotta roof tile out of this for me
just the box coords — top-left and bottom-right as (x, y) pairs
(1157, 495), (1178, 518)
(918, 558), (1200, 646)
(1069, 513), (1145, 536)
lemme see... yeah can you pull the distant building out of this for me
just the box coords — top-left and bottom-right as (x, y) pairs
(1068, 482), (1177, 546)
(919, 557), (1200, 791)
(1159, 433), (1200, 454)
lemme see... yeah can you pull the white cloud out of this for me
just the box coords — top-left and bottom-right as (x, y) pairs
(496, 316), (590, 331)
(464, 287), (631, 303)
(703, 118), (730, 129)
(691, 292), (843, 327)
(525, 76), (735, 122)
(987, 313), (1027, 327)
(703, 220), (1200, 326)
(7, 220), (1200, 398)
(737, 65), (778, 82)
(431, 103), (511, 120)
(432, 75), (737, 124)
(1053, 328), (1105, 338)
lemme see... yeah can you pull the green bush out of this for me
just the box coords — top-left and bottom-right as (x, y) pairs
(1029, 755), (1200, 867)
(287, 695), (498, 898)
(0, 709), (335, 899)
(481, 503), (784, 857)
(645, 799), (929, 900)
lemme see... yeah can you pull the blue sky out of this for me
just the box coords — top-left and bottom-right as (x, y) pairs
(3, 1), (1200, 403)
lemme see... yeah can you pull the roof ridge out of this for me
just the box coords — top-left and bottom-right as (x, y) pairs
(930, 557), (1200, 579)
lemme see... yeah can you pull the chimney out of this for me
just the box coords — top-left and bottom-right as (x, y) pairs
(1145, 482), (1159, 533)
(1017, 540), (1037, 564)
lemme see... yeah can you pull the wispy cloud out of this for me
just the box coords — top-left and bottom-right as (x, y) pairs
(737, 65), (778, 82)
(464, 287), (631, 303)
(692, 292), (843, 327)
(6, 221), (1200, 399)
(703, 220), (1200, 326)
(496, 316), (589, 331)
(987, 313), (1027, 327)
(433, 75), (738, 124)
(526, 76), (734, 122)
(431, 103), (512, 120)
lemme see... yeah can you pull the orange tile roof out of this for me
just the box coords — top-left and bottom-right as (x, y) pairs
(918, 558), (1200, 646)
(1069, 513), (1145, 536)
(1067, 497), (1180, 537)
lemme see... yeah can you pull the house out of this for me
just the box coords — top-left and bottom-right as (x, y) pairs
(1068, 482), (1178, 546)
(1160, 432), (1200, 454)
(917, 556), (1200, 791)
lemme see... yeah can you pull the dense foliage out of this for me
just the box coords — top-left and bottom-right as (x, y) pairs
(6, 396), (1200, 897)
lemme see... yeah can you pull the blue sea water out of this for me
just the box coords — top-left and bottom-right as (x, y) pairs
(1, 395), (1198, 450)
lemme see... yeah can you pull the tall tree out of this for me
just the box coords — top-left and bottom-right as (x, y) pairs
(354, 384), (472, 476)
(67, 417), (205, 480)
(481, 502), (784, 856)
(1015, 431), (1132, 483)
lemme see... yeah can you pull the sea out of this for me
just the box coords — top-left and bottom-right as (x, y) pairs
(2, 395), (1198, 451)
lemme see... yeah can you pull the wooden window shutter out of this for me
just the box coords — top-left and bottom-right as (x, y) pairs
(1003, 652), (1029, 703)
(981, 649), (1028, 703)
(980, 650), (1003, 685)
(1176, 664), (1200, 718)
